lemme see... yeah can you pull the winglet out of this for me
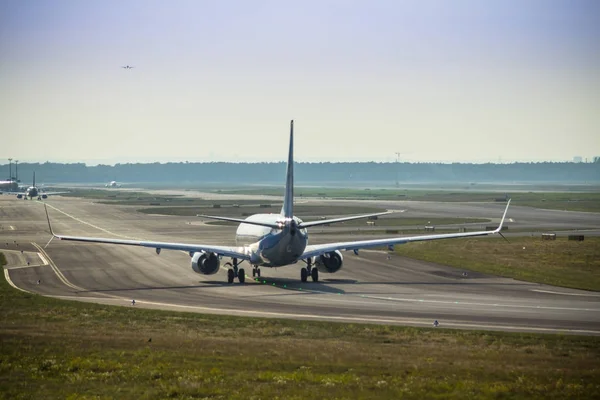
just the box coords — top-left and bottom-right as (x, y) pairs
(281, 120), (294, 219)
(494, 198), (511, 233)
(44, 203), (56, 237)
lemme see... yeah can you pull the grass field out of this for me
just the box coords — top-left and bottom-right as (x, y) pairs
(392, 236), (600, 292)
(214, 187), (600, 213)
(1, 251), (599, 399)
(58, 187), (600, 212)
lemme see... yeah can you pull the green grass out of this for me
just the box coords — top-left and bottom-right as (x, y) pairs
(60, 187), (600, 212)
(393, 237), (600, 291)
(1, 251), (600, 399)
(59, 189), (265, 207)
(214, 187), (600, 212)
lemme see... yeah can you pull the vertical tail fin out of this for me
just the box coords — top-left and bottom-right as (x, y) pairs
(281, 120), (294, 218)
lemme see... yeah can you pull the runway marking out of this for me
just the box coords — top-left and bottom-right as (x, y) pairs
(247, 278), (600, 312)
(32, 242), (86, 292)
(532, 289), (600, 298)
(338, 293), (598, 312)
(10, 226), (15, 230)
(49, 295), (600, 335)
(6, 264), (47, 270)
(265, 287), (600, 312)
(3, 269), (31, 294)
(38, 252), (49, 266)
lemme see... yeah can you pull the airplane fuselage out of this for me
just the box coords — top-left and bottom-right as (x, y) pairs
(26, 186), (38, 198)
(235, 214), (308, 267)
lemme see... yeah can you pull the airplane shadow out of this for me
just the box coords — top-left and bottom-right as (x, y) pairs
(79, 282), (231, 294)
(77, 276), (538, 296)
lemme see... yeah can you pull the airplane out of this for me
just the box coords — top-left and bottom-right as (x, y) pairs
(44, 120), (511, 284)
(17, 172), (68, 200)
(121, 65), (134, 69)
(0, 179), (19, 193)
(105, 181), (121, 188)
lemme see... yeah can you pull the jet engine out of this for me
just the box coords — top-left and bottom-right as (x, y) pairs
(191, 251), (220, 275)
(312, 250), (344, 273)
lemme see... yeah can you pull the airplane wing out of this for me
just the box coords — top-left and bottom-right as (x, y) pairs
(44, 205), (250, 260)
(301, 200), (511, 259)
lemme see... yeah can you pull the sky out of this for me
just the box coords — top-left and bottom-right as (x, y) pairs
(1, 0), (599, 165)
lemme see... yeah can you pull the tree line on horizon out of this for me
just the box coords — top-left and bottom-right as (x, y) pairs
(1, 161), (599, 184)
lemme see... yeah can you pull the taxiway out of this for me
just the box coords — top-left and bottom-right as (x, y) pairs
(1, 196), (599, 335)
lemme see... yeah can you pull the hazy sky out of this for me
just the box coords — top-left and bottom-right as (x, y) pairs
(1, 0), (599, 164)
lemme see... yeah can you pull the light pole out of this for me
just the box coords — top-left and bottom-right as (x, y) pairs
(15, 160), (18, 182)
(8, 158), (12, 181)
(395, 152), (401, 187)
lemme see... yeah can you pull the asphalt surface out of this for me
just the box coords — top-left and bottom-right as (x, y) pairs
(1, 195), (599, 335)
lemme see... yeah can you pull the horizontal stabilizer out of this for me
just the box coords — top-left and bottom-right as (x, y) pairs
(298, 211), (393, 228)
(198, 215), (281, 229)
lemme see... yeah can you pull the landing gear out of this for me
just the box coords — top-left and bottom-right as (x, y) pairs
(252, 265), (261, 278)
(225, 258), (245, 284)
(300, 267), (308, 282)
(311, 268), (319, 282)
(301, 259), (318, 282)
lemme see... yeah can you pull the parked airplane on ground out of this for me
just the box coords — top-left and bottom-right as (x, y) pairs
(45, 120), (511, 283)
(0, 179), (18, 193)
(105, 181), (121, 188)
(17, 172), (67, 200)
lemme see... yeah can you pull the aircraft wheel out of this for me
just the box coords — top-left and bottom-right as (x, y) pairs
(300, 267), (308, 282)
(252, 269), (256, 277)
(227, 269), (235, 284)
(257, 268), (261, 277)
(238, 268), (245, 284)
(311, 268), (319, 282)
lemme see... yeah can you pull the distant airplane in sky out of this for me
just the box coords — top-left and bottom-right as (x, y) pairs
(45, 120), (511, 284)
(121, 65), (134, 69)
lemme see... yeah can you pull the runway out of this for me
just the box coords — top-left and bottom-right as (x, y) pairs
(2, 195), (599, 335)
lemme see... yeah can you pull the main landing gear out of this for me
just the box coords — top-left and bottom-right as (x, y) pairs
(224, 258), (245, 284)
(300, 259), (319, 283)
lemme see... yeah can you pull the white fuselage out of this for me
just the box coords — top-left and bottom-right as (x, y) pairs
(235, 214), (308, 267)
(26, 186), (38, 198)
